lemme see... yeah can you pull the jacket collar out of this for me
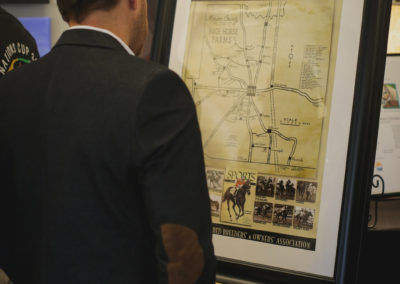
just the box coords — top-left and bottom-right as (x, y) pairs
(53, 28), (134, 55)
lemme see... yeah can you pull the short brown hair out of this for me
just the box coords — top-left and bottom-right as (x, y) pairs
(57, 0), (120, 22)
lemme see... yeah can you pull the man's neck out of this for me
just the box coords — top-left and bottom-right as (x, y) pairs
(67, 25), (135, 55)
(69, 8), (132, 52)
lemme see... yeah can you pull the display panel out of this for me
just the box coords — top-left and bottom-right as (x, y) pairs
(170, 0), (355, 277)
(157, 0), (391, 282)
(373, 55), (400, 196)
(18, 17), (51, 57)
(180, 0), (336, 256)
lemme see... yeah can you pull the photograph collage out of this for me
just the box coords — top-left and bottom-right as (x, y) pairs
(207, 167), (318, 235)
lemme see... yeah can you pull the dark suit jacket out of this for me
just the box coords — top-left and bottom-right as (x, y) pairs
(0, 7), (40, 78)
(0, 29), (216, 284)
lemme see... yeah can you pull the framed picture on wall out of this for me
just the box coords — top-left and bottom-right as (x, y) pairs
(153, 0), (391, 283)
(373, 54), (400, 197)
(388, 4), (400, 54)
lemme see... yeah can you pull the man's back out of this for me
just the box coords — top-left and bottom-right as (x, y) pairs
(0, 29), (216, 284)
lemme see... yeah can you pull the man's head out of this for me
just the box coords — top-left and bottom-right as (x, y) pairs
(57, 0), (148, 55)
(57, 0), (118, 23)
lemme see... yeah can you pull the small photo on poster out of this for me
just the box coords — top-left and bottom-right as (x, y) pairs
(253, 201), (273, 224)
(206, 168), (224, 192)
(382, 84), (400, 109)
(273, 204), (294, 228)
(209, 194), (222, 217)
(293, 207), (315, 230)
(256, 175), (275, 198)
(296, 181), (318, 203)
(276, 178), (296, 201)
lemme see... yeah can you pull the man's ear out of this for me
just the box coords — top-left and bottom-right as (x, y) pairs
(129, 0), (137, 10)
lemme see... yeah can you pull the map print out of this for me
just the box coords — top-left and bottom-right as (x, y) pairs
(182, 0), (335, 179)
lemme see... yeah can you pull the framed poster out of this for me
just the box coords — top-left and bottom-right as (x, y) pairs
(373, 55), (400, 197)
(154, 0), (391, 283)
(387, 4), (400, 54)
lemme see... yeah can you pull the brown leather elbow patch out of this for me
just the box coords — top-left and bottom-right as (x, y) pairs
(161, 224), (204, 284)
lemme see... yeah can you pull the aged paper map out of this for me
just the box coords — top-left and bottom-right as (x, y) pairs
(183, 0), (340, 250)
(183, 0), (335, 179)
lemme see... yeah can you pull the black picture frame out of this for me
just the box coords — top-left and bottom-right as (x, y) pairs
(152, 0), (392, 283)
(151, 0), (177, 63)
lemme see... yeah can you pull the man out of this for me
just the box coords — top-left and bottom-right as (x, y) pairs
(0, 7), (40, 79)
(233, 178), (245, 196)
(0, 8), (40, 284)
(306, 182), (317, 201)
(0, 0), (216, 283)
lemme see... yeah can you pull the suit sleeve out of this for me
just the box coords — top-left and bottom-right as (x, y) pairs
(135, 68), (217, 284)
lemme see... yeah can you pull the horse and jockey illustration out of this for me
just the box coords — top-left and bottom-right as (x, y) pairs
(222, 178), (252, 221)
